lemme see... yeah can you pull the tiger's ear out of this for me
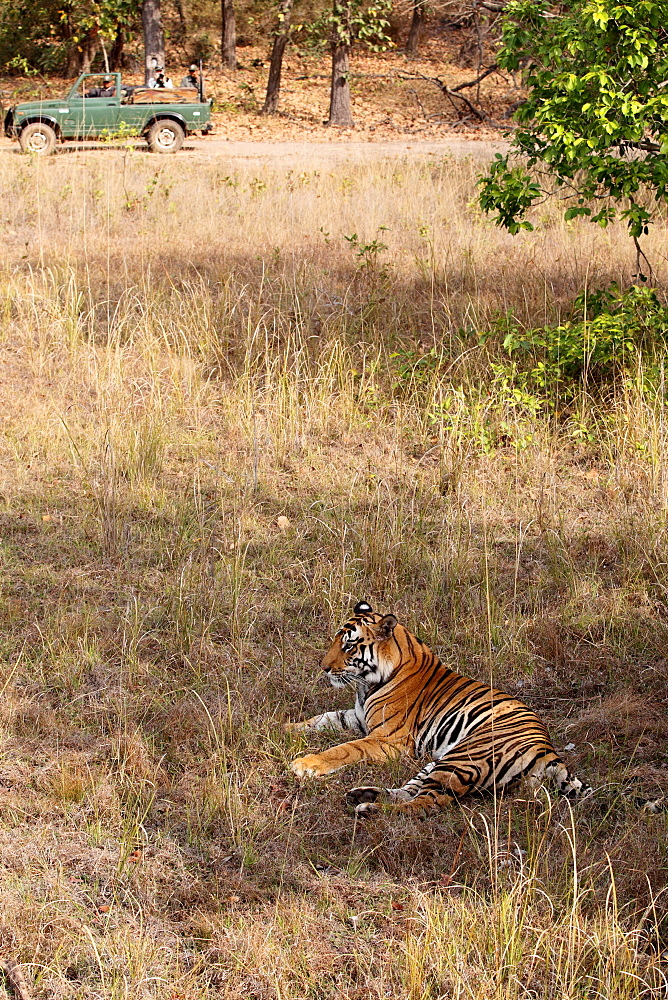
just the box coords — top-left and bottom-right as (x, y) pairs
(354, 601), (373, 615)
(376, 614), (397, 640)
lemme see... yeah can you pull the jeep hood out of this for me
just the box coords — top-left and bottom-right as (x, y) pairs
(14, 100), (63, 113)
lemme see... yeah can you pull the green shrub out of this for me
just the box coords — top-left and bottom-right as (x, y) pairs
(480, 284), (668, 399)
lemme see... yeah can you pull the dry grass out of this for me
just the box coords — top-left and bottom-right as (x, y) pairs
(0, 145), (667, 998)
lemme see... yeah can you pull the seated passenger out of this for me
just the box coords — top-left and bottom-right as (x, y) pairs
(181, 64), (200, 89)
(148, 68), (175, 89)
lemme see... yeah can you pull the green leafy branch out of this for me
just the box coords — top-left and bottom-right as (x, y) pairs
(478, 0), (668, 244)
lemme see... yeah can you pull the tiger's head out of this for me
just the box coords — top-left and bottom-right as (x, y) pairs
(321, 601), (399, 689)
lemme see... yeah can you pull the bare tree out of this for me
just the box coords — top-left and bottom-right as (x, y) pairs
(63, 13), (81, 76)
(142, 0), (165, 84)
(327, 2), (354, 127)
(80, 26), (100, 73)
(262, 0), (295, 114)
(406, 0), (426, 57)
(222, 0), (237, 70)
(109, 26), (125, 71)
(174, 0), (188, 43)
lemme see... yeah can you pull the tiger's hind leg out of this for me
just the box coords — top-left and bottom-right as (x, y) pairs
(347, 759), (477, 817)
(348, 730), (582, 817)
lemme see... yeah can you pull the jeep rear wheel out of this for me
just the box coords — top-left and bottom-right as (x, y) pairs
(19, 122), (57, 155)
(147, 120), (184, 153)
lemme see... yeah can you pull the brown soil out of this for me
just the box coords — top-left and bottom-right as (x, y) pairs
(182, 136), (508, 162)
(202, 38), (516, 144)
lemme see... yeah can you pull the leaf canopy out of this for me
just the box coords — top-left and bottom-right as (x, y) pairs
(479, 1), (668, 237)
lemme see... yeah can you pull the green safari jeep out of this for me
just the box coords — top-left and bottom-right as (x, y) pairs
(4, 72), (213, 154)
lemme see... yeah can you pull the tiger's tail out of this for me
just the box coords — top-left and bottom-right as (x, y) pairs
(545, 760), (667, 812)
(634, 795), (666, 813)
(543, 760), (593, 801)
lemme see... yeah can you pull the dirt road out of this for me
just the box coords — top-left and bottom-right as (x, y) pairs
(0, 134), (507, 163)
(182, 136), (507, 163)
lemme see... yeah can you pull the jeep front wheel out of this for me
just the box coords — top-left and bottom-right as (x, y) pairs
(19, 122), (57, 155)
(147, 120), (184, 154)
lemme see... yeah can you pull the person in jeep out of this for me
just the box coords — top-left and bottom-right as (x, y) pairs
(181, 65), (200, 89)
(149, 68), (174, 89)
(86, 78), (116, 97)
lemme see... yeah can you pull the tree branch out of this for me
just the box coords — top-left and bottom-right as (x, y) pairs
(2, 960), (33, 1000)
(449, 64), (498, 92)
(633, 236), (653, 283)
(625, 140), (661, 153)
(397, 68), (500, 122)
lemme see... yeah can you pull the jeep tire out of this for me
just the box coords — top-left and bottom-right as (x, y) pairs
(147, 120), (184, 153)
(19, 122), (57, 155)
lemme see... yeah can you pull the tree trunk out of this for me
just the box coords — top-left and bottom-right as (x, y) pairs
(65, 47), (79, 77)
(81, 27), (99, 73)
(110, 27), (125, 71)
(100, 36), (110, 73)
(261, 0), (294, 114)
(327, 41), (353, 126)
(406, 0), (425, 57)
(174, 0), (187, 42)
(62, 11), (80, 77)
(222, 0), (237, 70)
(142, 0), (165, 85)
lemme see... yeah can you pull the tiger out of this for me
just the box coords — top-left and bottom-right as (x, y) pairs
(286, 601), (593, 816)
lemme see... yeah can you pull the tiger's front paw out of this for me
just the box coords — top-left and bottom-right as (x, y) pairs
(345, 785), (383, 807)
(291, 754), (331, 778)
(284, 720), (308, 733)
(354, 800), (379, 818)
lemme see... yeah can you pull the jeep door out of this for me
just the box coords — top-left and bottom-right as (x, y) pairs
(62, 73), (121, 137)
(116, 100), (154, 135)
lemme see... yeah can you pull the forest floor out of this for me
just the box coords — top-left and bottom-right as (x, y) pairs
(199, 36), (515, 144)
